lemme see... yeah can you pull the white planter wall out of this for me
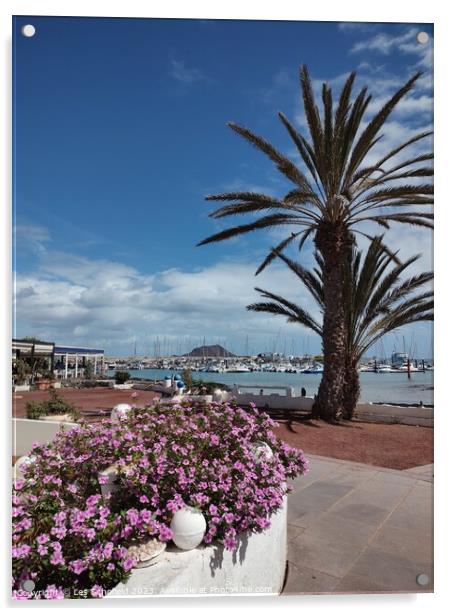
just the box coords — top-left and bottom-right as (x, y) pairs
(109, 495), (287, 597)
(12, 418), (78, 457)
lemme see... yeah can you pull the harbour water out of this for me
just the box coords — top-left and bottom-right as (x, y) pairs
(108, 368), (434, 406)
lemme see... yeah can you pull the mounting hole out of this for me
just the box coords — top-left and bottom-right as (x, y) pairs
(21, 579), (35, 592)
(21, 24), (36, 38)
(416, 31), (429, 44)
(416, 573), (429, 586)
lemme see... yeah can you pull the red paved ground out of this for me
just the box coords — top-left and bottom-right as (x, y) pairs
(13, 387), (161, 418)
(272, 418), (433, 470)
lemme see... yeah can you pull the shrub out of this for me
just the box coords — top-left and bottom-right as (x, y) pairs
(84, 360), (94, 380)
(14, 359), (31, 385)
(78, 380), (98, 389)
(191, 379), (231, 395)
(25, 401), (46, 420)
(37, 370), (55, 381)
(114, 371), (130, 384)
(181, 368), (193, 390)
(12, 400), (309, 599)
(25, 390), (80, 421)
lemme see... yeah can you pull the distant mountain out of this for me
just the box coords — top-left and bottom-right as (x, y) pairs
(186, 344), (235, 358)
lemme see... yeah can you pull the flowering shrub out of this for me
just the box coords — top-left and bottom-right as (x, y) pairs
(12, 400), (308, 599)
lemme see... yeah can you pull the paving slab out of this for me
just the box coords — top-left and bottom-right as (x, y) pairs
(289, 533), (366, 579)
(369, 524), (433, 564)
(343, 546), (433, 592)
(403, 464), (434, 482)
(284, 563), (340, 594)
(284, 454), (433, 595)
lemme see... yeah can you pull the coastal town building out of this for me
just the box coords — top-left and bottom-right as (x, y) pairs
(12, 339), (105, 380)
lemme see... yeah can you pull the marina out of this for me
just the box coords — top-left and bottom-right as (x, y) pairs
(106, 366), (434, 406)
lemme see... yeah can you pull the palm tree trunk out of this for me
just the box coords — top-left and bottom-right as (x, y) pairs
(343, 359), (360, 420)
(313, 222), (351, 422)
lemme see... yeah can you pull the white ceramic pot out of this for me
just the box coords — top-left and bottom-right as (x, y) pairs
(170, 506), (207, 550)
(111, 403), (132, 422)
(251, 441), (273, 462)
(14, 455), (36, 478)
(98, 464), (119, 499)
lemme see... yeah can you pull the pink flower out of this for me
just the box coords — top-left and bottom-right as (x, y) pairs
(121, 556), (136, 572)
(51, 526), (67, 539)
(223, 536), (238, 550)
(50, 550), (65, 566)
(90, 584), (104, 598)
(224, 512), (234, 524)
(44, 585), (65, 600)
(158, 525), (173, 542)
(70, 559), (86, 575)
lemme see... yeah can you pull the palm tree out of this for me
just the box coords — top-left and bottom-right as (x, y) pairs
(247, 236), (433, 420)
(198, 65), (433, 421)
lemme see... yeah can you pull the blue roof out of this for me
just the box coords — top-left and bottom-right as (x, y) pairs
(54, 346), (104, 354)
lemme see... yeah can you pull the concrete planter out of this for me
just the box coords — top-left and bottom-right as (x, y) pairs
(12, 418), (78, 457)
(13, 384), (30, 392)
(109, 495), (287, 597)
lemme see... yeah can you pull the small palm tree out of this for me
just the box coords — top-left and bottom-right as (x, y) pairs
(247, 236), (433, 420)
(198, 66), (433, 421)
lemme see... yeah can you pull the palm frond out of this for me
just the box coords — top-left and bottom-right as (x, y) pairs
(196, 214), (310, 246)
(227, 122), (314, 190)
(255, 232), (302, 276)
(344, 72), (422, 188)
(249, 287), (322, 335)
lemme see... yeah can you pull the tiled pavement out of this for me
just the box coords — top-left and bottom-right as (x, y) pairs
(284, 454), (433, 595)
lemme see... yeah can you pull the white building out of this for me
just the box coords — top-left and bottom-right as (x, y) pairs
(53, 345), (105, 379)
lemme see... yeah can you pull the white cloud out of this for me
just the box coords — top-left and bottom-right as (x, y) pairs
(13, 249), (322, 356)
(350, 28), (415, 55)
(170, 59), (207, 84)
(349, 26), (433, 72)
(14, 223), (51, 257)
(14, 220), (432, 358)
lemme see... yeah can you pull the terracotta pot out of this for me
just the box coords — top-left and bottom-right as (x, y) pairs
(36, 379), (54, 391)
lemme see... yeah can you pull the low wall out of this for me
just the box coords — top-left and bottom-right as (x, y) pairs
(227, 391), (433, 426)
(355, 403), (433, 427)
(109, 495), (287, 598)
(12, 418), (78, 457)
(232, 392), (315, 411)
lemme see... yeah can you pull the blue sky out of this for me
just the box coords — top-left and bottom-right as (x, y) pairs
(13, 17), (433, 357)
